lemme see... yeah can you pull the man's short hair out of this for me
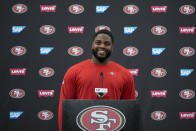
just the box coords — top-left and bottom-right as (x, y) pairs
(93, 30), (114, 43)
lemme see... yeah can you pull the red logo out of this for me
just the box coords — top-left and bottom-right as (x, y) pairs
(68, 46), (83, 56)
(10, 68), (26, 75)
(38, 110), (53, 120)
(179, 112), (195, 119)
(151, 68), (167, 78)
(40, 5), (56, 12)
(151, 25), (167, 35)
(151, 6), (167, 13)
(9, 89), (25, 99)
(69, 4), (84, 14)
(39, 67), (55, 77)
(76, 106), (126, 131)
(11, 46), (26, 56)
(123, 5), (139, 14)
(151, 90), (167, 98)
(179, 5), (195, 15)
(151, 111), (166, 121)
(123, 46), (138, 56)
(95, 25), (111, 32)
(179, 27), (195, 34)
(128, 69), (139, 76)
(179, 47), (195, 57)
(179, 89), (195, 99)
(68, 26), (84, 33)
(12, 4), (28, 14)
(40, 25), (56, 35)
(38, 90), (54, 97)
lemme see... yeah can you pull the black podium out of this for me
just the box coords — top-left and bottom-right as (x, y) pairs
(62, 100), (141, 131)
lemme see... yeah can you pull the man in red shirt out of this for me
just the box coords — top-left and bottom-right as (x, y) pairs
(58, 30), (136, 131)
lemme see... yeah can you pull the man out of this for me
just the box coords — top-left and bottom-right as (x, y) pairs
(58, 30), (136, 131)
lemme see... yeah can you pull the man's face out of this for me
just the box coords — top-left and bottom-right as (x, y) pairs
(92, 33), (113, 62)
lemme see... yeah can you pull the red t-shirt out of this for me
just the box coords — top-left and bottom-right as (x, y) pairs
(58, 59), (136, 131)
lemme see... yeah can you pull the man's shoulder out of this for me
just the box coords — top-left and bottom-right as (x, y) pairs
(111, 61), (128, 71)
(69, 59), (90, 71)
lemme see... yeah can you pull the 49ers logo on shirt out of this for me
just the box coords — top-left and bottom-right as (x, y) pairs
(40, 25), (56, 35)
(151, 111), (166, 121)
(123, 46), (138, 56)
(9, 89), (25, 99)
(68, 46), (83, 56)
(11, 46), (26, 56)
(179, 47), (195, 57)
(12, 4), (28, 14)
(123, 5), (139, 14)
(69, 4), (84, 14)
(179, 89), (195, 99)
(76, 106), (126, 131)
(38, 110), (53, 120)
(151, 25), (167, 35)
(95, 25), (111, 32)
(39, 67), (55, 77)
(151, 68), (167, 78)
(179, 5), (195, 15)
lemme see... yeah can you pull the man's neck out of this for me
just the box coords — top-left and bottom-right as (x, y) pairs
(91, 56), (110, 65)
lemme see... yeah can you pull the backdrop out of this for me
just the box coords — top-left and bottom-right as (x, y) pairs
(1, 0), (196, 131)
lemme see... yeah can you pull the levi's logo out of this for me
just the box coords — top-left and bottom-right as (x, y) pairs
(128, 69), (139, 76)
(40, 5), (56, 12)
(68, 26), (84, 33)
(38, 90), (54, 97)
(151, 90), (167, 98)
(151, 6), (167, 13)
(179, 27), (195, 34)
(10, 68), (26, 75)
(179, 112), (195, 119)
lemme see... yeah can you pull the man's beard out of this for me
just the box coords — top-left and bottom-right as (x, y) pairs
(92, 48), (111, 63)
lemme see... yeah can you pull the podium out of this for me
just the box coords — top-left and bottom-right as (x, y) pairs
(62, 100), (142, 131)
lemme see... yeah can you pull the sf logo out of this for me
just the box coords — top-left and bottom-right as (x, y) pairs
(91, 111), (116, 131)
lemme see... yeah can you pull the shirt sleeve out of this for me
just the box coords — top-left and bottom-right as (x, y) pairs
(121, 72), (136, 100)
(58, 68), (77, 131)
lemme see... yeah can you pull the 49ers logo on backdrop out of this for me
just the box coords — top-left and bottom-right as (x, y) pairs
(68, 46), (83, 56)
(95, 25), (111, 32)
(179, 47), (195, 57)
(69, 4), (84, 14)
(11, 46), (26, 56)
(123, 5), (139, 14)
(39, 67), (55, 77)
(12, 4), (28, 14)
(123, 46), (138, 56)
(76, 106), (126, 131)
(38, 110), (53, 120)
(151, 111), (166, 121)
(151, 68), (167, 78)
(40, 25), (56, 35)
(179, 5), (195, 15)
(9, 89), (25, 99)
(179, 89), (195, 99)
(151, 25), (167, 35)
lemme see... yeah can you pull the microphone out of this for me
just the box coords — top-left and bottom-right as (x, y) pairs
(95, 72), (108, 99)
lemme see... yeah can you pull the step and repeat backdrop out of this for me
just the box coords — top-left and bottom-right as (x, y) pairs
(2, 0), (196, 131)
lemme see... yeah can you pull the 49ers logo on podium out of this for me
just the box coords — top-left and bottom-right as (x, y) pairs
(76, 106), (126, 131)
(40, 25), (56, 35)
(68, 46), (83, 56)
(39, 67), (55, 77)
(69, 4), (84, 14)
(12, 4), (28, 14)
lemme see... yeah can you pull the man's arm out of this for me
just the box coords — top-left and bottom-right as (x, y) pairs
(121, 73), (136, 99)
(58, 68), (77, 131)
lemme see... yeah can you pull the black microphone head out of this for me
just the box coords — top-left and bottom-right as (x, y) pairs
(100, 72), (103, 77)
